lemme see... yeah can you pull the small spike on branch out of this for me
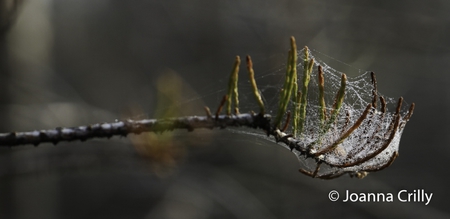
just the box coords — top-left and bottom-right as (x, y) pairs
(274, 37), (298, 128)
(227, 56), (241, 115)
(246, 55), (265, 114)
(295, 46), (314, 137)
(0, 36), (415, 180)
(215, 95), (228, 120)
(318, 65), (327, 124)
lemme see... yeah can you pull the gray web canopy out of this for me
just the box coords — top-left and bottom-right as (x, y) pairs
(231, 42), (414, 179)
(287, 49), (412, 178)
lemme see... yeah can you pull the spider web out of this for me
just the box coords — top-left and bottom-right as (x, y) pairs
(175, 47), (412, 177)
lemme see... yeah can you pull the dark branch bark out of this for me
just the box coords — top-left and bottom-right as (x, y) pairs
(0, 113), (272, 147)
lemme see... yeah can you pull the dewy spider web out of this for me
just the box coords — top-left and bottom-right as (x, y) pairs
(0, 37), (414, 179)
(216, 43), (414, 179)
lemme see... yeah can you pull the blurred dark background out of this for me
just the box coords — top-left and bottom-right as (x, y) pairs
(0, 0), (448, 218)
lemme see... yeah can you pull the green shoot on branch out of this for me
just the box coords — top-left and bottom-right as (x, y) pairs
(274, 36), (297, 128)
(296, 47), (314, 137)
(227, 56), (240, 115)
(246, 56), (265, 114)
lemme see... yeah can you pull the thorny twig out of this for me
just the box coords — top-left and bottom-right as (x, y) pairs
(0, 37), (414, 179)
(0, 113), (271, 147)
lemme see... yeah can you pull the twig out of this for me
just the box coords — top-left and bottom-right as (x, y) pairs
(0, 36), (415, 179)
(0, 113), (272, 147)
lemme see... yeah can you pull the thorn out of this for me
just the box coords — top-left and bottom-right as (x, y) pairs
(395, 97), (403, 116)
(215, 95), (228, 120)
(204, 106), (212, 119)
(246, 55), (265, 114)
(379, 96), (386, 114)
(330, 73), (347, 115)
(318, 65), (326, 122)
(226, 56), (240, 115)
(281, 111), (291, 132)
(298, 168), (315, 177)
(404, 103), (415, 121)
(312, 162), (322, 178)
